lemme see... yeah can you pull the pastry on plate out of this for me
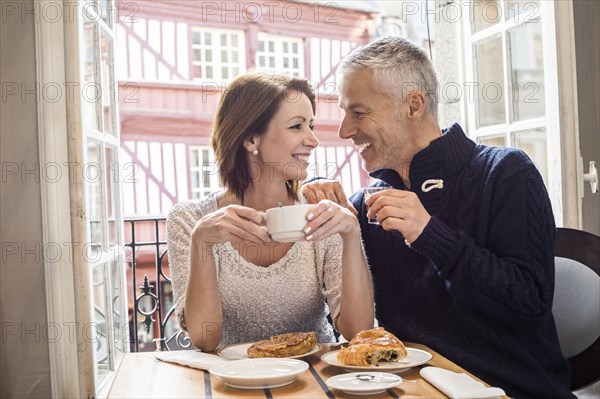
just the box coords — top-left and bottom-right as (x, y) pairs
(247, 331), (317, 358)
(337, 327), (407, 366)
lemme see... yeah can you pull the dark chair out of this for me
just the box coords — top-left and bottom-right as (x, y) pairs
(553, 227), (600, 393)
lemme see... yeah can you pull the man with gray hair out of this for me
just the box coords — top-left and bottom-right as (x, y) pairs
(303, 36), (573, 398)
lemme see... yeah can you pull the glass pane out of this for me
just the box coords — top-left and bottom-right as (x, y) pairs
(513, 128), (547, 184)
(99, 0), (111, 27)
(220, 33), (227, 46)
(293, 58), (299, 69)
(509, 19), (545, 121)
(190, 149), (199, 168)
(192, 65), (201, 79)
(232, 51), (238, 63)
(93, 265), (110, 383)
(193, 49), (201, 61)
(259, 41), (264, 52)
(192, 171), (199, 190)
(269, 41), (275, 52)
(100, 32), (116, 136)
(192, 31), (201, 44)
(232, 34), (238, 47)
(293, 42), (298, 53)
(221, 50), (228, 62)
(283, 42), (289, 52)
(83, 23), (98, 130)
(105, 147), (119, 248)
(204, 32), (211, 45)
(222, 67), (228, 79)
(472, 0), (501, 32)
(474, 36), (505, 127)
(477, 134), (506, 147)
(110, 259), (124, 358)
(206, 66), (213, 78)
(205, 50), (212, 62)
(269, 57), (275, 68)
(507, 0), (539, 21)
(87, 141), (104, 256)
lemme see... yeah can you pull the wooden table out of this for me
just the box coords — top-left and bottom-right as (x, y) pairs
(108, 343), (506, 398)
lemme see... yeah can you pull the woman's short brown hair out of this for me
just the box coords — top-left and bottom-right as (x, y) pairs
(211, 71), (316, 202)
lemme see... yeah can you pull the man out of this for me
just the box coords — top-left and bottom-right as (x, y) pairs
(303, 36), (573, 398)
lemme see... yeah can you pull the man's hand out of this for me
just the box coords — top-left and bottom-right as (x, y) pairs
(301, 179), (358, 216)
(365, 190), (431, 243)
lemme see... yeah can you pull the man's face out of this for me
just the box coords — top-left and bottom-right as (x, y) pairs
(337, 69), (413, 173)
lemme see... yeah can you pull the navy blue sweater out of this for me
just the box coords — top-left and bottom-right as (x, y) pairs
(350, 124), (573, 398)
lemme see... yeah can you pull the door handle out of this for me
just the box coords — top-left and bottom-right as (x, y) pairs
(583, 161), (598, 194)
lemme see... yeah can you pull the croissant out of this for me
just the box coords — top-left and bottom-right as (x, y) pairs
(247, 331), (317, 358)
(337, 327), (407, 366)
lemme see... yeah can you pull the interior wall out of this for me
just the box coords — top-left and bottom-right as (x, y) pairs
(573, 0), (600, 236)
(0, 0), (52, 396)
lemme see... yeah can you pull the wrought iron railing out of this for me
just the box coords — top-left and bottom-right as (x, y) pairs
(124, 217), (191, 352)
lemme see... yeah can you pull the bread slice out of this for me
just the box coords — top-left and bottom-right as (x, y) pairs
(337, 327), (407, 366)
(247, 332), (317, 358)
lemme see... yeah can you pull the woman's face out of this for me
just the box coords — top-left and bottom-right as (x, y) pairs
(252, 90), (319, 182)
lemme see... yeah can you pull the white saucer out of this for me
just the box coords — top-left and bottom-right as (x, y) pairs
(209, 358), (308, 390)
(326, 372), (403, 395)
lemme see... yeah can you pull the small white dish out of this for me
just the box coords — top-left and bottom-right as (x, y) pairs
(218, 342), (322, 360)
(209, 358), (308, 389)
(321, 348), (432, 373)
(326, 372), (403, 395)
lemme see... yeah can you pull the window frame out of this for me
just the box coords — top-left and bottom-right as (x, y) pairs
(461, 0), (565, 224)
(189, 145), (221, 199)
(256, 33), (304, 76)
(41, 1), (129, 396)
(190, 27), (246, 83)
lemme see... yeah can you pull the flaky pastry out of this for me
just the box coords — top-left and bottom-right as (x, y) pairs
(247, 331), (317, 358)
(337, 327), (407, 366)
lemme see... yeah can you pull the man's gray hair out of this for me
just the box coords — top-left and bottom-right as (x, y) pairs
(339, 36), (439, 121)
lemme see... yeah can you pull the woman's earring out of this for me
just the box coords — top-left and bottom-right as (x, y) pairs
(252, 149), (258, 155)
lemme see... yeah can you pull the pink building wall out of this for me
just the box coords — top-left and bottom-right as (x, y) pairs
(116, 0), (376, 216)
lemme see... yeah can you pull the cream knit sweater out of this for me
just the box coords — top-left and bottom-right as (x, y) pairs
(166, 193), (343, 346)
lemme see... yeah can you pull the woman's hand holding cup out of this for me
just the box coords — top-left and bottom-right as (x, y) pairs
(192, 205), (271, 245)
(303, 200), (360, 241)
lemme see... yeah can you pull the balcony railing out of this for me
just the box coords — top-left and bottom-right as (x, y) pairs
(124, 217), (191, 351)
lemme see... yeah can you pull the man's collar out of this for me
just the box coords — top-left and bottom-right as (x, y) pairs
(369, 123), (475, 190)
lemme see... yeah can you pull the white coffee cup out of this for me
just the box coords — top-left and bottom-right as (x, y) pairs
(265, 204), (314, 243)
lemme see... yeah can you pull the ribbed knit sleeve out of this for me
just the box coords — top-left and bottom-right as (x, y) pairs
(411, 161), (556, 328)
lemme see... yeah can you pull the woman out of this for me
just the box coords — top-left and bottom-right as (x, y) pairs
(167, 72), (373, 351)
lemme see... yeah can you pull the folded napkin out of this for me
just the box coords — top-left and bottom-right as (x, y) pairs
(154, 350), (230, 370)
(420, 367), (506, 399)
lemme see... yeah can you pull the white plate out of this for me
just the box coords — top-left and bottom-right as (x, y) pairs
(209, 358), (308, 389)
(218, 342), (322, 360)
(321, 348), (432, 373)
(326, 372), (403, 395)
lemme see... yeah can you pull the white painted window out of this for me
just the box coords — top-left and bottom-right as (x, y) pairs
(462, 0), (567, 223)
(80, 2), (127, 391)
(190, 146), (221, 199)
(257, 33), (304, 76)
(191, 28), (246, 82)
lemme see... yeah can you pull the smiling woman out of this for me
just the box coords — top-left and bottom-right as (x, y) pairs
(166, 71), (374, 352)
